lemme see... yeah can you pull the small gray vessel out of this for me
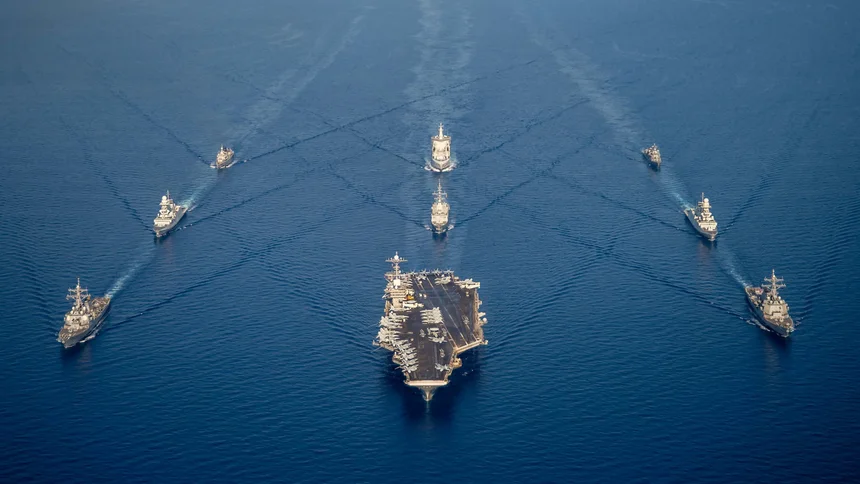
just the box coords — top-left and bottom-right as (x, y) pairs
(430, 180), (450, 234)
(745, 270), (794, 337)
(684, 193), (718, 241)
(215, 145), (234, 169)
(427, 124), (453, 172)
(642, 143), (662, 169)
(57, 279), (111, 348)
(153, 191), (188, 238)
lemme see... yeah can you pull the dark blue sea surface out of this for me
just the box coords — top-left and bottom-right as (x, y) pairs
(2, 0), (859, 482)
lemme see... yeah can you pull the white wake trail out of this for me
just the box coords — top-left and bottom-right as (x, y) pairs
(402, 0), (475, 270)
(181, 170), (218, 208)
(230, 15), (365, 149)
(106, 244), (157, 298)
(517, 3), (748, 287)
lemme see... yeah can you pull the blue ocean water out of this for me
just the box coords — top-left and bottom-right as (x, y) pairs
(2, 0), (859, 481)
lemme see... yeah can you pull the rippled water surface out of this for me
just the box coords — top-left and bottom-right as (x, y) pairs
(2, 0), (859, 482)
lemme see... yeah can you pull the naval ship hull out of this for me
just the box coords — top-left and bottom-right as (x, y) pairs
(684, 209), (717, 241)
(215, 155), (235, 170)
(427, 158), (453, 172)
(154, 206), (188, 238)
(642, 154), (661, 169)
(744, 288), (794, 337)
(58, 299), (112, 348)
(375, 269), (486, 401)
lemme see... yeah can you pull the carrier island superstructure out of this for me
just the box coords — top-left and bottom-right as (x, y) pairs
(374, 253), (487, 401)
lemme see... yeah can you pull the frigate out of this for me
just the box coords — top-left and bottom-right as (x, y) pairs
(684, 193), (718, 241)
(374, 253), (487, 401)
(153, 190), (188, 238)
(642, 143), (662, 168)
(430, 180), (450, 234)
(215, 145), (234, 169)
(427, 123), (453, 172)
(57, 278), (111, 348)
(745, 270), (795, 337)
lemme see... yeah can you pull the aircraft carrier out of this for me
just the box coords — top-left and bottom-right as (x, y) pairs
(374, 253), (487, 401)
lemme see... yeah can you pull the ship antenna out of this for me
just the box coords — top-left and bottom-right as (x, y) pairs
(386, 252), (407, 277)
(765, 269), (785, 296)
(68, 278), (84, 306)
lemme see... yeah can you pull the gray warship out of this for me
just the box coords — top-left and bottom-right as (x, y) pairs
(215, 145), (234, 169)
(745, 270), (795, 337)
(153, 190), (188, 238)
(642, 143), (662, 168)
(684, 193), (718, 241)
(57, 278), (111, 348)
(427, 124), (453, 172)
(374, 253), (487, 401)
(430, 180), (450, 234)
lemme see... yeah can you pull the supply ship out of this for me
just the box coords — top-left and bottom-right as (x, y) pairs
(684, 193), (718, 241)
(642, 144), (662, 168)
(427, 124), (453, 172)
(215, 145), (235, 169)
(153, 191), (188, 238)
(57, 279), (111, 348)
(430, 180), (450, 234)
(745, 270), (795, 337)
(374, 253), (487, 401)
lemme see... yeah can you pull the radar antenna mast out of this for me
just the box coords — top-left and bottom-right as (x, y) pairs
(66, 278), (90, 307)
(763, 269), (786, 297)
(386, 252), (407, 280)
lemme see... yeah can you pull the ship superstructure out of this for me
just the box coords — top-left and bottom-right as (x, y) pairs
(642, 143), (662, 168)
(745, 270), (795, 337)
(428, 123), (453, 172)
(430, 180), (450, 234)
(57, 278), (111, 348)
(215, 145), (235, 169)
(153, 190), (188, 238)
(374, 253), (487, 401)
(684, 193), (718, 241)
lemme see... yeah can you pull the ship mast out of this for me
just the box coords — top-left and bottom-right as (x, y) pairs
(438, 123), (444, 139)
(67, 278), (90, 308)
(434, 180), (447, 203)
(386, 252), (407, 281)
(763, 269), (785, 297)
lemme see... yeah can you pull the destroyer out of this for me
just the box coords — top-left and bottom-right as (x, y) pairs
(427, 123), (453, 172)
(215, 145), (234, 169)
(745, 270), (795, 337)
(374, 253), (487, 401)
(430, 180), (450, 234)
(57, 278), (111, 348)
(153, 190), (188, 238)
(642, 143), (662, 168)
(684, 193), (718, 241)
